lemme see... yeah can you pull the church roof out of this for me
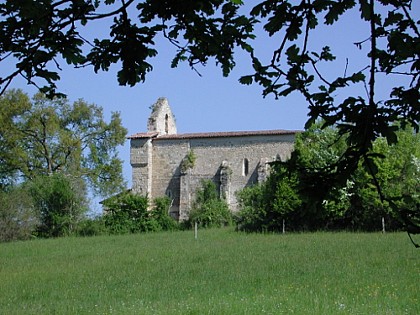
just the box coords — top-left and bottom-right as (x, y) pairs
(128, 129), (298, 140)
(127, 132), (159, 139)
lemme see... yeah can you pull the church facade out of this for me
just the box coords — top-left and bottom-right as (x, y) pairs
(129, 98), (297, 220)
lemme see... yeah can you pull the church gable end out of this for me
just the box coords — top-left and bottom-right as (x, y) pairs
(147, 97), (177, 135)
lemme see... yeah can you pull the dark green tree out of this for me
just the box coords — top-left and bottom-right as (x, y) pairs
(296, 124), (420, 231)
(235, 184), (266, 232)
(236, 124), (420, 232)
(28, 173), (87, 237)
(349, 127), (420, 230)
(236, 164), (301, 232)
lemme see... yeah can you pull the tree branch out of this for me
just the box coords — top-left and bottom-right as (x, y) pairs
(85, 0), (135, 21)
(368, 0), (376, 107)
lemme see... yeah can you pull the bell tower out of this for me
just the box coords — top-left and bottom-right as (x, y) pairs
(147, 97), (177, 135)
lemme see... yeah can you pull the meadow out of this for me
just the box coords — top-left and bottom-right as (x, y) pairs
(0, 228), (419, 314)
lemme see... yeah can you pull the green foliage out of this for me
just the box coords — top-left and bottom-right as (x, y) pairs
(103, 192), (157, 234)
(103, 193), (180, 234)
(0, 186), (38, 242)
(267, 164), (303, 228)
(151, 196), (179, 231)
(292, 122), (351, 229)
(348, 128), (420, 230)
(0, 89), (31, 189)
(0, 0), (256, 95)
(75, 216), (108, 237)
(236, 164), (301, 232)
(189, 180), (232, 228)
(235, 184), (266, 232)
(28, 173), (87, 238)
(180, 149), (196, 173)
(0, 89), (127, 198)
(236, 124), (420, 232)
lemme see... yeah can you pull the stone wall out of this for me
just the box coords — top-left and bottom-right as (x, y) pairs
(130, 133), (295, 220)
(130, 138), (153, 196)
(150, 139), (189, 217)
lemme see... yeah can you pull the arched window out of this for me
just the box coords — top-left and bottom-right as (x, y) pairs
(165, 114), (169, 134)
(243, 158), (249, 176)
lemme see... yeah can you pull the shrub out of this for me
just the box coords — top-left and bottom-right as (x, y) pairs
(188, 180), (232, 228)
(0, 187), (38, 242)
(235, 163), (301, 232)
(235, 184), (266, 232)
(76, 216), (107, 237)
(28, 173), (87, 238)
(103, 192), (159, 234)
(151, 196), (179, 231)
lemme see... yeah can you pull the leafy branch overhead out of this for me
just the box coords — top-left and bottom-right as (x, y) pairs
(0, 0), (256, 96)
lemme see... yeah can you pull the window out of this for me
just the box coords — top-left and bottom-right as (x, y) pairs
(243, 158), (249, 176)
(165, 114), (169, 134)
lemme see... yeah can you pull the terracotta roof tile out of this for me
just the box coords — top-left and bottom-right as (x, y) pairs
(127, 132), (159, 139)
(128, 129), (299, 140)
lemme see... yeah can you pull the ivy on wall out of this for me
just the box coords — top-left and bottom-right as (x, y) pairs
(180, 150), (196, 174)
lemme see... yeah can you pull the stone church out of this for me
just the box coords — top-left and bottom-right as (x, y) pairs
(129, 98), (297, 220)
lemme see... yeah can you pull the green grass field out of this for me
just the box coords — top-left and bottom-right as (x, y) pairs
(0, 229), (419, 314)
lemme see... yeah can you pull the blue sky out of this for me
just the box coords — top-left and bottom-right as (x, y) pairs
(3, 1), (418, 211)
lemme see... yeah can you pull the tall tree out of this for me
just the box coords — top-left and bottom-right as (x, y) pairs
(0, 89), (127, 197)
(352, 127), (420, 230)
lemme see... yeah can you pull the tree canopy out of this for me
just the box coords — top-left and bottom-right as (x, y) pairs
(0, 89), (127, 197)
(236, 123), (420, 234)
(0, 0), (418, 210)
